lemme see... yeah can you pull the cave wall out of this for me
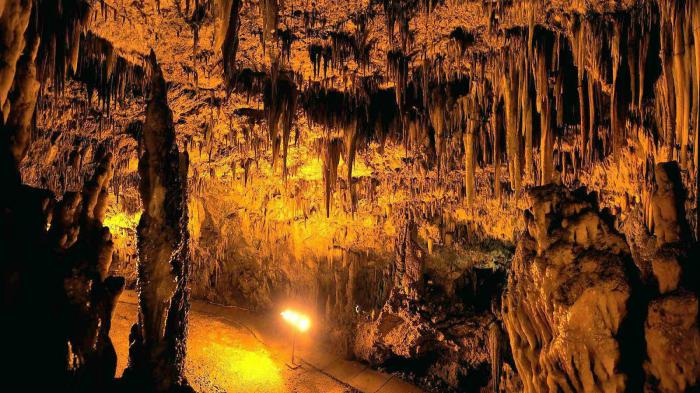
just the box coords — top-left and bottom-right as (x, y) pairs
(3, 0), (700, 391)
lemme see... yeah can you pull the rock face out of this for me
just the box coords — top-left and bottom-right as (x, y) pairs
(645, 292), (700, 392)
(1, 149), (125, 390)
(123, 51), (192, 392)
(643, 162), (700, 392)
(1, 2), (124, 388)
(49, 150), (126, 390)
(2, 0), (700, 392)
(353, 217), (511, 391)
(502, 184), (638, 393)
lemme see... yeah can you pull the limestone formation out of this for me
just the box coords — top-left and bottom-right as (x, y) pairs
(643, 161), (700, 392)
(1, 0), (700, 391)
(1, 148), (124, 390)
(353, 218), (511, 391)
(123, 51), (192, 393)
(502, 185), (638, 393)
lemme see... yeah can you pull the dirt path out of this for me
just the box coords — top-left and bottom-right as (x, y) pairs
(110, 291), (354, 393)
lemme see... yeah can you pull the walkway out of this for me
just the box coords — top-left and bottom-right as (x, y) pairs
(111, 291), (424, 393)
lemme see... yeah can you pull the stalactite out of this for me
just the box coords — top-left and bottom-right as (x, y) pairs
(532, 29), (554, 186)
(277, 27), (295, 63)
(0, 0), (32, 111)
(123, 51), (191, 392)
(329, 31), (354, 70)
(429, 86), (447, 176)
(308, 43), (324, 78)
(264, 66), (297, 176)
(638, 22), (651, 111)
(218, 0), (243, 88)
(229, 67), (267, 99)
(449, 27), (476, 59)
(610, 19), (623, 155)
(693, 0), (700, 240)
(75, 32), (145, 109)
(322, 137), (342, 217)
(490, 101), (503, 198)
(352, 14), (375, 71)
(571, 17), (590, 168)
(259, 0), (279, 53)
(387, 48), (411, 111)
(501, 55), (521, 192)
(515, 54), (533, 185)
(669, 3), (691, 167)
(35, 0), (92, 93)
(343, 118), (359, 213)
(587, 69), (598, 163)
(463, 111), (476, 206)
(1, 26), (39, 182)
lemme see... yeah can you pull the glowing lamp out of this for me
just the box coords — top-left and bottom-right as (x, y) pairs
(280, 309), (311, 332)
(280, 309), (310, 369)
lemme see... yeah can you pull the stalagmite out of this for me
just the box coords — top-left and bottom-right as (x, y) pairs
(488, 322), (503, 392)
(503, 185), (635, 393)
(123, 51), (192, 392)
(645, 162), (700, 391)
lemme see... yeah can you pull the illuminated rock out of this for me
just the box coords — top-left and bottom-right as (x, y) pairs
(502, 185), (637, 393)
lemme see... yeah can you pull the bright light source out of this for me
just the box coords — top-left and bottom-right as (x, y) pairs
(281, 309), (311, 332)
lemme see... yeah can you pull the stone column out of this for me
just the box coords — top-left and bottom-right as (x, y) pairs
(124, 51), (192, 392)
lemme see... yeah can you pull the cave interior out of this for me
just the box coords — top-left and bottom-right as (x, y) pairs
(1, 0), (700, 392)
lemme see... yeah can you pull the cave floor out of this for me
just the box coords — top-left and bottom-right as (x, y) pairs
(111, 291), (423, 393)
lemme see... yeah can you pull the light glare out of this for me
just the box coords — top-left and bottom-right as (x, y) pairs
(281, 309), (310, 332)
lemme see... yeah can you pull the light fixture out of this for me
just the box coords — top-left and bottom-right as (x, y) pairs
(280, 309), (310, 369)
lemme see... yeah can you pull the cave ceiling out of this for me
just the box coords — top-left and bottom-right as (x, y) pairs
(3, 0), (700, 391)
(18, 0), (700, 302)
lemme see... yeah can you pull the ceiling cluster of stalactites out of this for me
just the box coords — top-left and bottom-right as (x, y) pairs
(214, 0), (699, 217)
(21, 0), (700, 221)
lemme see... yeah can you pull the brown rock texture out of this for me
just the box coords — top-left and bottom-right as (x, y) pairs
(1, 149), (125, 390)
(353, 218), (511, 391)
(2, 0), (700, 391)
(642, 161), (700, 392)
(502, 184), (637, 393)
(122, 51), (193, 393)
(1, 2), (125, 388)
(645, 292), (700, 392)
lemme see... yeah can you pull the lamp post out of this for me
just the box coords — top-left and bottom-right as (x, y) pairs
(281, 309), (310, 370)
